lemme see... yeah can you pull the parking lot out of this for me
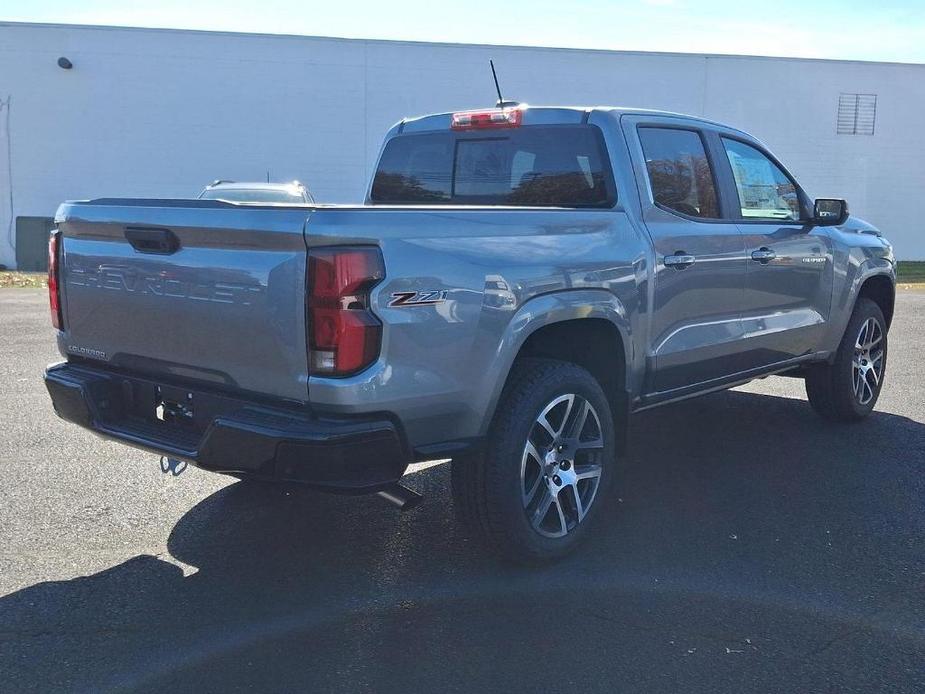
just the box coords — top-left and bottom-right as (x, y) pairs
(1, 287), (923, 692)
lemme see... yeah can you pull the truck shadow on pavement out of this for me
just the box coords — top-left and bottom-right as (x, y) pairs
(3, 389), (924, 693)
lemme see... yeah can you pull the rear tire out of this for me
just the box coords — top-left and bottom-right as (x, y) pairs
(805, 297), (887, 421)
(452, 358), (617, 563)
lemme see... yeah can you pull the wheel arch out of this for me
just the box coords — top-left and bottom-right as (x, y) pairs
(477, 290), (632, 442)
(827, 255), (895, 355)
(857, 273), (895, 329)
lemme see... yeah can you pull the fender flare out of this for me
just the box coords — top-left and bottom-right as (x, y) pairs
(474, 289), (633, 437)
(826, 256), (895, 353)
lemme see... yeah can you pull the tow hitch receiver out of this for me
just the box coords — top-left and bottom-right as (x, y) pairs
(155, 386), (194, 423)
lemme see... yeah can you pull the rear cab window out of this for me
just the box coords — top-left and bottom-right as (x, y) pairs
(371, 125), (617, 207)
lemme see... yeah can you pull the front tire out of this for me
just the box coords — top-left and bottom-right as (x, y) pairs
(452, 358), (617, 563)
(805, 297), (888, 421)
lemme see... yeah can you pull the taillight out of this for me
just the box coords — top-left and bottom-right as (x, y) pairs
(451, 107), (523, 130)
(48, 230), (62, 329)
(307, 247), (385, 376)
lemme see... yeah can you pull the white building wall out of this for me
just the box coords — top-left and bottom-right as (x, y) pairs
(1, 21), (923, 267)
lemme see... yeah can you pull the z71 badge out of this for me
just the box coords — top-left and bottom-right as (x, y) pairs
(389, 290), (448, 307)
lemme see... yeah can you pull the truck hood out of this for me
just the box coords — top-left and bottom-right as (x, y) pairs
(842, 215), (882, 237)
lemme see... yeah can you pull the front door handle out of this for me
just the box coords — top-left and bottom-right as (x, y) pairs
(664, 252), (696, 269)
(751, 247), (776, 264)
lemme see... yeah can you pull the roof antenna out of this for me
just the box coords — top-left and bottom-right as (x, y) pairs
(490, 60), (518, 108)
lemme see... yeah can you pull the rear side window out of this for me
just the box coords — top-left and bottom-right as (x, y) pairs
(638, 127), (719, 219)
(371, 125), (616, 207)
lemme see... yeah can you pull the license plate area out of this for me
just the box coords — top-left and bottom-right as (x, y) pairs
(87, 368), (304, 449)
(114, 379), (209, 435)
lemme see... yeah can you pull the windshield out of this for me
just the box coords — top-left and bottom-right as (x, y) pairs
(199, 188), (306, 203)
(371, 124), (616, 207)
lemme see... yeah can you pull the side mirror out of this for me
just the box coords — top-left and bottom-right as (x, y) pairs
(813, 198), (849, 226)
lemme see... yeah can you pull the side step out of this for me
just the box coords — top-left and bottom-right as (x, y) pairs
(376, 483), (423, 511)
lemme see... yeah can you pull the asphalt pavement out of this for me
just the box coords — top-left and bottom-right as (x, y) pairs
(1, 288), (923, 693)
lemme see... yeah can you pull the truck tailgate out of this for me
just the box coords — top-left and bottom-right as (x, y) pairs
(56, 200), (311, 402)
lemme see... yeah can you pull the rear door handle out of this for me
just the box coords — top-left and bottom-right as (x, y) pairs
(664, 252), (696, 269)
(751, 247), (776, 263)
(125, 226), (180, 255)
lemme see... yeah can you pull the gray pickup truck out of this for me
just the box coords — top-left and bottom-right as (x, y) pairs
(45, 105), (895, 561)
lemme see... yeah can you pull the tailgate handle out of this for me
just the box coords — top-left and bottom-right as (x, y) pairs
(125, 227), (180, 255)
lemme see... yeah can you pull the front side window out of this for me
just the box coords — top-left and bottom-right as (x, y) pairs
(370, 125), (616, 207)
(638, 127), (719, 219)
(721, 138), (801, 221)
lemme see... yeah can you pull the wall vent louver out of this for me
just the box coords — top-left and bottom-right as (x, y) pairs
(837, 93), (877, 135)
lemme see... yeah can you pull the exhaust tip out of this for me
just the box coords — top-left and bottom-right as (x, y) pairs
(376, 483), (423, 511)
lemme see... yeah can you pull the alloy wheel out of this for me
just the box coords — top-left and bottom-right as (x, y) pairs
(852, 317), (884, 406)
(520, 393), (605, 538)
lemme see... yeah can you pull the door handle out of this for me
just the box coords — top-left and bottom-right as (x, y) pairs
(751, 247), (776, 263)
(664, 252), (696, 269)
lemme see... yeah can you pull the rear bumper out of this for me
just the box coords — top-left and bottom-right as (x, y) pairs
(44, 362), (410, 492)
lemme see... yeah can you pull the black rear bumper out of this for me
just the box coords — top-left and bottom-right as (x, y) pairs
(44, 362), (410, 493)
